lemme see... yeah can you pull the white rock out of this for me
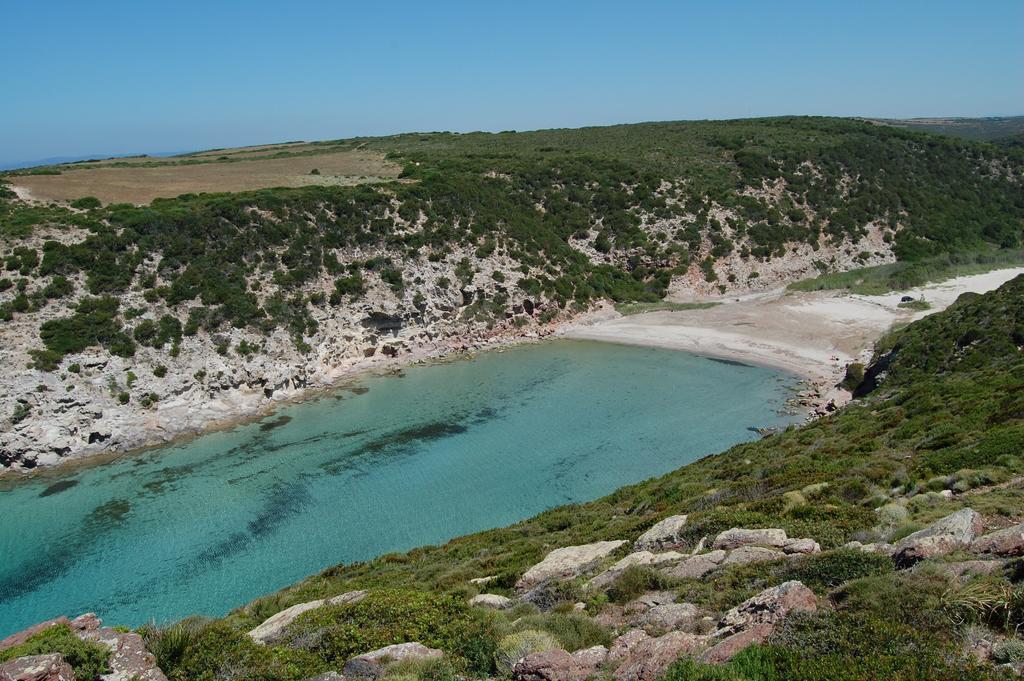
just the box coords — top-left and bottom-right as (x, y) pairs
(517, 541), (627, 590)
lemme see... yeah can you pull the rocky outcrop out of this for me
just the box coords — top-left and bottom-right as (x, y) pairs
(0, 654), (75, 681)
(660, 550), (727, 579)
(512, 646), (608, 681)
(248, 590), (367, 643)
(469, 594), (513, 609)
(782, 538), (821, 554)
(892, 508), (984, 566)
(608, 630), (705, 681)
(719, 581), (817, 633)
(634, 515), (688, 552)
(516, 541), (627, 591)
(721, 546), (786, 566)
(712, 528), (787, 550)
(0, 619), (70, 652)
(637, 603), (701, 632)
(78, 626), (167, 681)
(971, 523), (1024, 557)
(342, 642), (443, 678)
(587, 551), (686, 589)
(698, 624), (775, 664)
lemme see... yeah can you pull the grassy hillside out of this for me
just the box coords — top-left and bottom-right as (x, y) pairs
(1, 117), (1021, 369)
(128, 275), (1024, 680)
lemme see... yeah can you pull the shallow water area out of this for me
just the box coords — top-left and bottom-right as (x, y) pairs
(0, 340), (801, 635)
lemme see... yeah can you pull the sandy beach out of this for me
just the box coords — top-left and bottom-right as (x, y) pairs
(561, 268), (1024, 386)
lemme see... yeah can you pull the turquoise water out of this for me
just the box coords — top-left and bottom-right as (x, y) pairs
(0, 340), (799, 636)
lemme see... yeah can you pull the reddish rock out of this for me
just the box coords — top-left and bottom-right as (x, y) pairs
(698, 624), (774, 664)
(0, 619), (70, 652)
(609, 630), (705, 681)
(512, 646), (608, 681)
(68, 614), (101, 634)
(720, 581), (817, 632)
(660, 551), (726, 579)
(80, 628), (167, 681)
(971, 523), (1024, 557)
(0, 653), (76, 681)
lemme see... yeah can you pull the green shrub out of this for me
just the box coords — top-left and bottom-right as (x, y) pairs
(70, 196), (102, 209)
(0, 624), (110, 681)
(787, 550), (894, 593)
(607, 566), (671, 603)
(510, 613), (610, 651)
(495, 630), (559, 674)
(992, 637), (1024, 664)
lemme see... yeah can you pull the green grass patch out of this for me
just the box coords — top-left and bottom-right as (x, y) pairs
(614, 301), (721, 315)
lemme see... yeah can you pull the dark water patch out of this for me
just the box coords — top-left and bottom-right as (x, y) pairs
(706, 356), (754, 368)
(194, 532), (252, 568)
(349, 386), (369, 395)
(471, 407), (499, 424)
(247, 482), (312, 538)
(85, 499), (131, 529)
(39, 479), (79, 497)
(363, 422), (468, 453)
(259, 415), (292, 432)
(139, 463), (199, 497)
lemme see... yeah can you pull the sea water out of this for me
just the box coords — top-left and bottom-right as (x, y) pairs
(0, 340), (800, 636)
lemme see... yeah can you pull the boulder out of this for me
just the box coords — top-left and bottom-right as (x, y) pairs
(470, 594), (513, 609)
(79, 628), (167, 681)
(512, 646), (608, 681)
(712, 529), (787, 550)
(721, 546), (786, 566)
(660, 550), (727, 580)
(782, 538), (821, 555)
(68, 614), (101, 634)
(517, 541), (627, 591)
(634, 515), (689, 551)
(248, 590), (368, 643)
(0, 619), (71, 652)
(608, 630), (705, 681)
(343, 642), (443, 678)
(588, 551), (685, 589)
(719, 581), (817, 633)
(842, 541), (895, 556)
(892, 508), (984, 566)
(971, 523), (1024, 557)
(698, 624), (775, 664)
(637, 603), (701, 632)
(0, 653), (76, 681)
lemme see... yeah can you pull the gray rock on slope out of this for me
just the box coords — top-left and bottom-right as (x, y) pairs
(892, 508), (984, 565)
(516, 541), (627, 591)
(343, 642), (443, 678)
(0, 653), (76, 681)
(512, 646), (608, 681)
(719, 580), (817, 633)
(588, 551), (686, 589)
(248, 590), (368, 643)
(971, 523), (1024, 557)
(469, 594), (513, 609)
(634, 515), (689, 551)
(712, 528), (787, 550)
(608, 629), (705, 681)
(660, 550), (727, 579)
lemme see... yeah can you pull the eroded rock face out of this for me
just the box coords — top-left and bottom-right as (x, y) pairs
(893, 508), (984, 566)
(660, 550), (727, 579)
(248, 590), (368, 643)
(721, 546), (785, 567)
(698, 624), (775, 664)
(712, 528), (787, 550)
(634, 515), (689, 552)
(719, 581), (817, 633)
(608, 630), (705, 681)
(512, 646), (608, 681)
(516, 541), (627, 591)
(469, 594), (513, 609)
(0, 653), (76, 681)
(342, 642), (443, 678)
(971, 523), (1024, 557)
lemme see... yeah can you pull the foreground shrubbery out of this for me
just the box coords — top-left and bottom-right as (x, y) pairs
(0, 624), (110, 680)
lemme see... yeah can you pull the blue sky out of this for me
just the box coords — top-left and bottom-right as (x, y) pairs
(1, 0), (1022, 165)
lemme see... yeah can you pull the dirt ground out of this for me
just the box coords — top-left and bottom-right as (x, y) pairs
(9, 148), (402, 205)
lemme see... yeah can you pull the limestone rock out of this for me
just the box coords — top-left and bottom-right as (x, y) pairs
(588, 551), (685, 589)
(893, 508), (984, 566)
(721, 546), (786, 566)
(971, 523), (1024, 557)
(660, 550), (727, 579)
(782, 538), (821, 555)
(719, 581), (817, 633)
(698, 624), (775, 664)
(79, 627), (167, 681)
(517, 541), (627, 591)
(712, 529), (787, 550)
(637, 603), (701, 632)
(0, 653), (76, 681)
(634, 515), (689, 551)
(470, 594), (513, 609)
(608, 630), (705, 681)
(248, 590), (368, 643)
(343, 642), (443, 678)
(842, 541), (895, 556)
(512, 646), (608, 681)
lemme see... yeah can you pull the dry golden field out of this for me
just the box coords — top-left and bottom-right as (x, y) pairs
(7, 146), (402, 205)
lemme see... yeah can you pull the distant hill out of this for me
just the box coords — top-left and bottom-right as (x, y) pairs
(865, 115), (1024, 142)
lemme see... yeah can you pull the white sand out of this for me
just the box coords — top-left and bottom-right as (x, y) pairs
(562, 268), (1024, 382)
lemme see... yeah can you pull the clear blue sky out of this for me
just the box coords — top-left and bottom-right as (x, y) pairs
(2, 0), (1022, 165)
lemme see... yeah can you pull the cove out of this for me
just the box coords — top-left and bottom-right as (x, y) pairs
(0, 340), (801, 636)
